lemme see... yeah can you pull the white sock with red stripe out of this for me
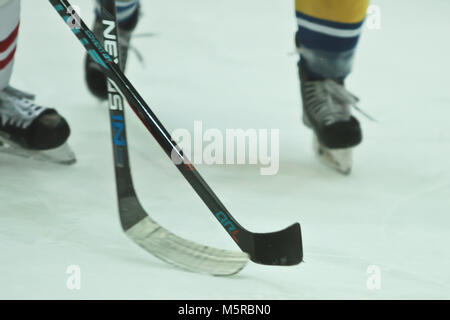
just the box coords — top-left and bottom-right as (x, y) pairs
(0, 0), (20, 91)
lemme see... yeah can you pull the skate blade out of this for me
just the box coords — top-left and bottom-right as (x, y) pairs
(313, 136), (352, 175)
(0, 136), (76, 165)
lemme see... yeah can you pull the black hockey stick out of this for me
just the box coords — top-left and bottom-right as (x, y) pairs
(98, 0), (248, 275)
(50, 0), (303, 266)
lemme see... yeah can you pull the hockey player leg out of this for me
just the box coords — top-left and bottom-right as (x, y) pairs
(295, 0), (369, 174)
(85, 0), (140, 100)
(0, 1), (75, 164)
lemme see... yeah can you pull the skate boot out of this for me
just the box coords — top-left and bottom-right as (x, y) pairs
(299, 63), (362, 174)
(0, 86), (75, 164)
(84, 5), (140, 100)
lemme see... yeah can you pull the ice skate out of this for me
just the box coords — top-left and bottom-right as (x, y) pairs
(299, 64), (362, 174)
(313, 136), (352, 175)
(0, 86), (75, 165)
(84, 4), (140, 100)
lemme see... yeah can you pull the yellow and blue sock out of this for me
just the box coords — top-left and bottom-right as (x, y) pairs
(295, 0), (370, 80)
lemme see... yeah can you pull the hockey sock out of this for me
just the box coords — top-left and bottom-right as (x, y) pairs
(295, 0), (369, 80)
(0, 0), (20, 91)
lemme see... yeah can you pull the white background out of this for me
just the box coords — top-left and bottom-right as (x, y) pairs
(0, 0), (449, 299)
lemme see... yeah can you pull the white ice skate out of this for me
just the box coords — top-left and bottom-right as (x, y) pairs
(0, 86), (76, 165)
(313, 135), (352, 175)
(299, 65), (362, 175)
(0, 136), (76, 165)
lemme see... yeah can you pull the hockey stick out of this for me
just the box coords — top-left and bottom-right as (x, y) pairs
(50, 0), (303, 266)
(101, 0), (248, 276)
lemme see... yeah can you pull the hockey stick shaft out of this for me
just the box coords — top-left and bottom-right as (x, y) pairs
(98, 0), (249, 275)
(49, 0), (249, 247)
(99, 1), (144, 226)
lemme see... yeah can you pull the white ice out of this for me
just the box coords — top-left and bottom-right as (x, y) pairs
(0, 0), (449, 299)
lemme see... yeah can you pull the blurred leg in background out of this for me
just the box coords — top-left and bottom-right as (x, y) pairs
(0, 0), (71, 155)
(295, 0), (370, 174)
(85, 0), (140, 100)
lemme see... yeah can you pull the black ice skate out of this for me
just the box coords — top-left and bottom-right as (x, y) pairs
(299, 64), (362, 174)
(84, 7), (139, 100)
(0, 86), (75, 164)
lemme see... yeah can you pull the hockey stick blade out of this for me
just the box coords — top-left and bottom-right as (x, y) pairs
(121, 197), (248, 276)
(246, 223), (303, 265)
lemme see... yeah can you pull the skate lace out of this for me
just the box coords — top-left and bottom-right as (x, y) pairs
(0, 87), (46, 129)
(304, 80), (376, 125)
(122, 32), (156, 65)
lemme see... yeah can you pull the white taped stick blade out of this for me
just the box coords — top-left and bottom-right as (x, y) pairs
(125, 217), (249, 276)
(313, 136), (352, 175)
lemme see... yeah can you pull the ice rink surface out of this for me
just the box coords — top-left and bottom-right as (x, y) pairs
(0, 0), (449, 299)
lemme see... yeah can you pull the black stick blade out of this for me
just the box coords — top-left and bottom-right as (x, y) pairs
(249, 223), (303, 266)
